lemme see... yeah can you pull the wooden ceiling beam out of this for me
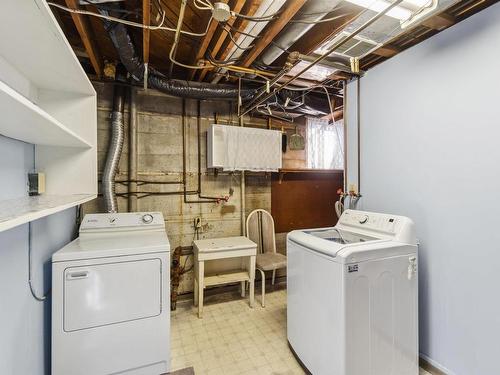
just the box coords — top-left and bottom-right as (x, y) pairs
(372, 44), (400, 57)
(239, 0), (308, 68)
(187, 1), (228, 81)
(197, 0), (247, 81)
(206, 0), (263, 83)
(422, 12), (456, 30)
(65, 0), (103, 78)
(143, 0), (151, 66)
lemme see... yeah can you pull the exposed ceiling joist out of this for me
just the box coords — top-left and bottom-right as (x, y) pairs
(321, 108), (344, 122)
(186, 3), (226, 81)
(65, 0), (103, 78)
(198, 0), (246, 81)
(239, 0), (308, 68)
(422, 12), (456, 30)
(372, 44), (400, 57)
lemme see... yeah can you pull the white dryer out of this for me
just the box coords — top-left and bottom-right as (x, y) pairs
(52, 212), (170, 375)
(287, 209), (418, 375)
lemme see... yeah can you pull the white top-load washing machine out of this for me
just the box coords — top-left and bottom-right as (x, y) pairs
(287, 209), (418, 375)
(52, 212), (170, 375)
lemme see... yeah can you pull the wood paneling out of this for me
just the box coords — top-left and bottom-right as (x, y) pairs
(271, 170), (343, 233)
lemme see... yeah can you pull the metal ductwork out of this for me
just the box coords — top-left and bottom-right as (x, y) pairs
(259, 0), (343, 66)
(101, 9), (256, 100)
(99, 6), (337, 119)
(102, 71), (126, 213)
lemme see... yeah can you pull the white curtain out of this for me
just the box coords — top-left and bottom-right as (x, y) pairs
(307, 117), (344, 169)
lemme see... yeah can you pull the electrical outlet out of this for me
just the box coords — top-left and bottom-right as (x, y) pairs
(348, 184), (358, 195)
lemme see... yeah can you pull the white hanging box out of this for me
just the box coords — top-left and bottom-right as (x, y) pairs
(207, 124), (282, 172)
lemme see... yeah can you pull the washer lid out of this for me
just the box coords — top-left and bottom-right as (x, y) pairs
(288, 227), (384, 258)
(304, 228), (377, 244)
(52, 231), (170, 262)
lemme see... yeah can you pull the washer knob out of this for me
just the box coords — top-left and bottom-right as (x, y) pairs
(142, 214), (154, 224)
(359, 215), (369, 224)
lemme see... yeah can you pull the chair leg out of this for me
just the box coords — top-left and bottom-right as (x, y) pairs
(272, 269), (276, 286)
(258, 268), (266, 307)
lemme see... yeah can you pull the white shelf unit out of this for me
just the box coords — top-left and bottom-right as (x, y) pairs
(0, 195), (95, 233)
(0, 0), (97, 232)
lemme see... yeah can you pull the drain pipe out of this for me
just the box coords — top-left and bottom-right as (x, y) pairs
(128, 86), (138, 212)
(182, 99), (227, 204)
(238, 80), (246, 236)
(240, 116), (246, 236)
(102, 73), (126, 213)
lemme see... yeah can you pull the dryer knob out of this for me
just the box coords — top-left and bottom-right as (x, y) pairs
(142, 214), (154, 224)
(359, 215), (369, 224)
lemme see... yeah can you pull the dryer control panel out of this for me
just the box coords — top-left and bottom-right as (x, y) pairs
(80, 212), (165, 232)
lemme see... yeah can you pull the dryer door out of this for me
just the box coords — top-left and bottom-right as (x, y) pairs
(63, 258), (162, 332)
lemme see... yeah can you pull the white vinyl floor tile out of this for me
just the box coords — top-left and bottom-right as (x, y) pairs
(170, 288), (433, 375)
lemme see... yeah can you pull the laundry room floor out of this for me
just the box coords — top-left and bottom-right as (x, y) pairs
(170, 288), (433, 375)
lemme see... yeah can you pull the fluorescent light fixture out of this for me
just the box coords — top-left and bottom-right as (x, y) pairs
(343, 0), (435, 21)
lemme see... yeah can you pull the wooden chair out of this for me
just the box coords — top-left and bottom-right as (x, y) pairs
(246, 209), (286, 307)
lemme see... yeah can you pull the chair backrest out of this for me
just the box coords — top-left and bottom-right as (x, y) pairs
(246, 209), (276, 255)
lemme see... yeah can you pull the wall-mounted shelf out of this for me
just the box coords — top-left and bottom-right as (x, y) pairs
(0, 1), (94, 96)
(0, 194), (95, 232)
(0, 0), (97, 232)
(0, 81), (91, 148)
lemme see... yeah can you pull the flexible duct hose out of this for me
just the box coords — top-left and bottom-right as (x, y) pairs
(102, 77), (125, 213)
(99, 6), (332, 113)
(101, 9), (256, 100)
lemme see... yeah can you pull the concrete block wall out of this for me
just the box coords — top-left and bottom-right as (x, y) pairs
(84, 82), (281, 295)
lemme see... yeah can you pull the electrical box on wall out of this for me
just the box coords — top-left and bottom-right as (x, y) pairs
(28, 172), (45, 196)
(207, 124), (282, 172)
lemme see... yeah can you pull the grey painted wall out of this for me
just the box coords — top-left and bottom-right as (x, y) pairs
(346, 4), (500, 374)
(0, 135), (77, 375)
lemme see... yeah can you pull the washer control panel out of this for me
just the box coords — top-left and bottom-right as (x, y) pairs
(339, 210), (398, 233)
(80, 212), (164, 231)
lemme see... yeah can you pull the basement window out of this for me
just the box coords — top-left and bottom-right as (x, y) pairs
(307, 117), (344, 170)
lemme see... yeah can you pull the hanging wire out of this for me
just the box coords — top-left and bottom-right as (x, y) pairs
(222, 25), (255, 51)
(28, 222), (50, 301)
(205, 49), (240, 66)
(47, 2), (210, 36)
(226, 23), (263, 39)
(322, 86), (344, 155)
(231, 8), (281, 22)
(193, 0), (213, 11)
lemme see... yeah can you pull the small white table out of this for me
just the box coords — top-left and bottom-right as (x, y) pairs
(193, 236), (257, 318)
